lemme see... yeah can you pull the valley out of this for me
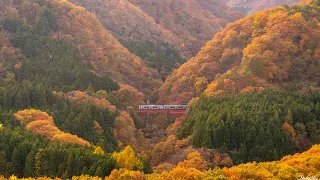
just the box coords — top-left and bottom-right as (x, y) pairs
(0, 0), (319, 179)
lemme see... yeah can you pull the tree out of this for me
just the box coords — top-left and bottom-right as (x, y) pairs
(284, 109), (293, 124)
(94, 146), (105, 156)
(194, 77), (208, 96)
(94, 166), (104, 178)
(0, 151), (7, 175)
(177, 152), (208, 171)
(24, 150), (36, 177)
(11, 147), (22, 177)
(65, 153), (76, 179)
(112, 146), (143, 171)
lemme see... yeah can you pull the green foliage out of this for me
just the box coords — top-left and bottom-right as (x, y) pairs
(12, 24), (119, 93)
(288, 4), (316, 20)
(139, 156), (153, 174)
(0, 126), (116, 178)
(312, 0), (320, 6)
(177, 90), (320, 164)
(0, 81), (118, 152)
(123, 40), (186, 79)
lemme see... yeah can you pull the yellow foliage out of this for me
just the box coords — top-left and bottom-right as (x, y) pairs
(94, 146), (105, 156)
(105, 169), (145, 180)
(72, 175), (101, 180)
(14, 109), (90, 147)
(177, 152), (208, 171)
(9, 175), (17, 180)
(112, 146), (143, 171)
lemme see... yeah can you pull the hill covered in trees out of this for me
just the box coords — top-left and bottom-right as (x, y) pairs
(3, 141), (320, 179)
(158, 0), (320, 104)
(128, 0), (243, 57)
(224, 0), (299, 14)
(178, 90), (320, 164)
(0, 0), (162, 95)
(0, 0), (319, 179)
(67, 0), (243, 78)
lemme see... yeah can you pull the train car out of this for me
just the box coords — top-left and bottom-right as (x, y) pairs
(138, 105), (188, 110)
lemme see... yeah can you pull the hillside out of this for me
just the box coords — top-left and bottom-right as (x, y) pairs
(68, 0), (243, 77)
(5, 143), (319, 179)
(0, 0), (320, 179)
(127, 0), (244, 57)
(158, 0), (320, 104)
(68, 0), (186, 78)
(0, 0), (162, 95)
(225, 0), (299, 14)
(178, 90), (320, 164)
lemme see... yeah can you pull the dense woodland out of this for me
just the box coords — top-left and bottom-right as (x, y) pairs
(159, 0), (320, 104)
(69, 0), (243, 58)
(224, 0), (299, 14)
(178, 90), (320, 164)
(0, 0), (319, 179)
(1, 143), (320, 179)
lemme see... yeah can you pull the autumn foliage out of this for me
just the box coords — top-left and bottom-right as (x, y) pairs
(0, 0), (161, 95)
(14, 109), (90, 147)
(69, 0), (243, 58)
(127, 0), (243, 57)
(58, 91), (116, 113)
(158, 1), (320, 104)
(226, 0), (298, 14)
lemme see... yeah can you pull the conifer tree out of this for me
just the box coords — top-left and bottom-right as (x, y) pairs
(0, 151), (7, 175)
(24, 150), (36, 177)
(94, 166), (104, 178)
(65, 153), (75, 179)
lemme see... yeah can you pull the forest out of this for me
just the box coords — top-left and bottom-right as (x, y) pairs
(0, 0), (319, 179)
(178, 90), (320, 164)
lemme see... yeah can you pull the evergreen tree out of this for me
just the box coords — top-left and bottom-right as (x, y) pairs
(11, 147), (22, 177)
(64, 153), (75, 179)
(24, 150), (36, 177)
(94, 166), (104, 178)
(0, 151), (7, 175)
(34, 149), (43, 177)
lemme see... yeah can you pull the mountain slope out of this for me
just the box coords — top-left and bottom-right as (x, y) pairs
(177, 90), (320, 164)
(225, 0), (300, 14)
(68, 0), (243, 77)
(68, 0), (182, 49)
(128, 0), (244, 57)
(0, 0), (161, 94)
(67, 0), (186, 78)
(158, 0), (320, 104)
(145, 144), (320, 179)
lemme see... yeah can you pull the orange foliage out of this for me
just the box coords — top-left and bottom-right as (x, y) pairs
(68, 0), (183, 55)
(226, 0), (298, 14)
(111, 84), (144, 109)
(151, 135), (177, 165)
(59, 91), (116, 113)
(159, 1), (320, 104)
(43, 0), (162, 94)
(166, 116), (185, 136)
(106, 168), (145, 180)
(14, 109), (90, 147)
(177, 152), (208, 171)
(222, 144), (320, 180)
(127, 0), (243, 57)
(114, 111), (137, 146)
